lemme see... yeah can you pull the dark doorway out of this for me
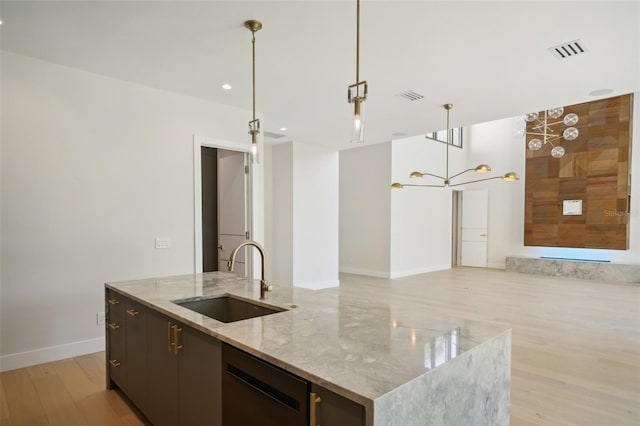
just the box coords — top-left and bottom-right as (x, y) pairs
(201, 146), (218, 272)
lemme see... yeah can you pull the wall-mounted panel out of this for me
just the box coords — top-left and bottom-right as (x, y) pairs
(524, 94), (633, 250)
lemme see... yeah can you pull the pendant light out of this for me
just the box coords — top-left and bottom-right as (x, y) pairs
(245, 19), (262, 162)
(348, 0), (368, 143)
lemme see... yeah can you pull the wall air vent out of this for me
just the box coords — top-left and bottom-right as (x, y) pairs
(396, 90), (424, 101)
(264, 131), (285, 139)
(548, 39), (588, 59)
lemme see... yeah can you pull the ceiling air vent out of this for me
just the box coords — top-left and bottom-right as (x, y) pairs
(396, 90), (424, 101)
(548, 39), (588, 59)
(264, 131), (285, 139)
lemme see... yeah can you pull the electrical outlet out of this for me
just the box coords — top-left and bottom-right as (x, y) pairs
(97, 312), (106, 325)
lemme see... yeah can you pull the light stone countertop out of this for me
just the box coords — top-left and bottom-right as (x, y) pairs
(106, 272), (510, 410)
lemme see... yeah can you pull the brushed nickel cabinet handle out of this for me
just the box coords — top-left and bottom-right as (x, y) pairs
(108, 298), (120, 305)
(126, 308), (139, 316)
(109, 359), (121, 368)
(108, 322), (120, 330)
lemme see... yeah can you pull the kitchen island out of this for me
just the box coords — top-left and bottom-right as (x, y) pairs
(105, 272), (511, 426)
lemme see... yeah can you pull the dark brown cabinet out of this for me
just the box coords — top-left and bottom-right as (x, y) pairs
(146, 308), (221, 426)
(124, 299), (148, 416)
(222, 343), (308, 426)
(310, 383), (365, 426)
(106, 291), (126, 390)
(106, 290), (365, 426)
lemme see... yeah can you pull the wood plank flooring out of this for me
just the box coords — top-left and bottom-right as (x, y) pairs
(1, 267), (638, 425)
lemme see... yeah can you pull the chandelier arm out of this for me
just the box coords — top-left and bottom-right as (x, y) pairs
(399, 183), (448, 188)
(414, 172), (447, 180)
(448, 168), (476, 180)
(449, 176), (504, 187)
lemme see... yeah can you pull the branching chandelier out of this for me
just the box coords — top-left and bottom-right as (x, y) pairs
(348, 0), (368, 143)
(524, 106), (579, 158)
(245, 19), (262, 163)
(391, 104), (519, 189)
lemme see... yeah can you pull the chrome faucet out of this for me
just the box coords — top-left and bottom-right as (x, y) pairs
(227, 240), (272, 300)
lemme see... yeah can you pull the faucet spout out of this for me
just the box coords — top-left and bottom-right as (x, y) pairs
(227, 240), (271, 300)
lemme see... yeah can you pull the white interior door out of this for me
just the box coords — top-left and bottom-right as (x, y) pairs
(460, 190), (489, 267)
(217, 150), (247, 274)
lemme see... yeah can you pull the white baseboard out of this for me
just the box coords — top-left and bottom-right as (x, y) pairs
(389, 264), (451, 279)
(294, 279), (340, 290)
(0, 337), (105, 372)
(339, 266), (391, 278)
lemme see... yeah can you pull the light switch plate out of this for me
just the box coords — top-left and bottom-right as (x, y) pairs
(97, 312), (105, 325)
(155, 237), (171, 249)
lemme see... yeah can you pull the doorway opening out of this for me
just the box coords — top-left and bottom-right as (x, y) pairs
(201, 147), (249, 273)
(194, 136), (253, 276)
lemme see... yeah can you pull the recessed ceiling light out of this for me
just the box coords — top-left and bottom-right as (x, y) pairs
(280, 127), (287, 131)
(589, 88), (613, 97)
(221, 83), (232, 90)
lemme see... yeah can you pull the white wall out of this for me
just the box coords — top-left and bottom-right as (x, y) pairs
(390, 135), (467, 277)
(0, 51), (257, 370)
(339, 143), (391, 277)
(466, 92), (640, 266)
(465, 117), (525, 268)
(270, 143), (293, 285)
(292, 143), (339, 289)
(268, 142), (339, 289)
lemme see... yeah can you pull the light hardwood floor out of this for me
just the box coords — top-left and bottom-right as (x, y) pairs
(1, 267), (638, 425)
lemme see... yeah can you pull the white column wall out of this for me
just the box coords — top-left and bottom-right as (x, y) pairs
(270, 143), (294, 285)
(292, 143), (339, 289)
(0, 52), (259, 370)
(339, 143), (391, 277)
(268, 142), (339, 289)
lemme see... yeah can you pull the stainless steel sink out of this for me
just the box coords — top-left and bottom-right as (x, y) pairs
(172, 295), (286, 323)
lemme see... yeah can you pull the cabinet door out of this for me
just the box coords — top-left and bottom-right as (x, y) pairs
(124, 299), (148, 415)
(146, 309), (179, 426)
(222, 343), (308, 426)
(310, 384), (365, 426)
(106, 290), (126, 390)
(179, 326), (221, 426)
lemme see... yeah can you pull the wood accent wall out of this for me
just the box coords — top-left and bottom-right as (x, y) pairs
(524, 94), (633, 250)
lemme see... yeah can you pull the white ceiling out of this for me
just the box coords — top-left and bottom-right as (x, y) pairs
(2, 1), (639, 150)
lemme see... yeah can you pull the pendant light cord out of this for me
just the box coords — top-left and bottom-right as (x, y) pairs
(252, 31), (256, 121)
(445, 105), (450, 181)
(356, 0), (360, 96)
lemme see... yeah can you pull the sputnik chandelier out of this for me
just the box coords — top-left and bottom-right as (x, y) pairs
(524, 106), (579, 158)
(348, 0), (368, 143)
(391, 104), (519, 189)
(245, 19), (262, 163)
